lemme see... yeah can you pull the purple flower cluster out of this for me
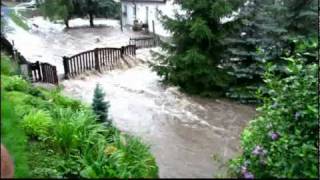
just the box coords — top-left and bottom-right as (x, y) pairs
(244, 172), (254, 179)
(252, 145), (267, 156)
(241, 163), (254, 179)
(269, 132), (280, 141)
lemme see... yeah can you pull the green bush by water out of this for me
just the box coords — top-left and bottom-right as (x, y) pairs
(228, 58), (318, 178)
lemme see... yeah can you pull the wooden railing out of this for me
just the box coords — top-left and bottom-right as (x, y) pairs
(129, 36), (160, 49)
(122, 45), (136, 56)
(63, 45), (136, 79)
(29, 61), (59, 84)
(1, 35), (59, 85)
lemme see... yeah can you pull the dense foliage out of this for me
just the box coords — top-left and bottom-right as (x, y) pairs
(74, 0), (121, 27)
(151, 0), (317, 102)
(228, 57), (318, 178)
(40, 0), (74, 28)
(92, 83), (110, 123)
(41, 0), (120, 28)
(1, 54), (158, 178)
(224, 0), (317, 103)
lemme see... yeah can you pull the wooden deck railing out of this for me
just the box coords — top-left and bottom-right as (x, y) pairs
(63, 45), (136, 79)
(129, 36), (160, 49)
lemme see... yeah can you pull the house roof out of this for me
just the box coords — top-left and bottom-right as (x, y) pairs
(121, 0), (167, 3)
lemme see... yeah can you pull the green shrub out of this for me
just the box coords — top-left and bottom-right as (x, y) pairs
(114, 134), (158, 178)
(50, 108), (106, 155)
(44, 89), (83, 110)
(28, 142), (64, 178)
(229, 58), (318, 178)
(92, 84), (110, 123)
(1, 75), (30, 92)
(1, 53), (18, 75)
(80, 129), (158, 178)
(21, 110), (54, 140)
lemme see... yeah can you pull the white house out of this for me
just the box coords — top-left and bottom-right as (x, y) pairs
(120, 0), (181, 38)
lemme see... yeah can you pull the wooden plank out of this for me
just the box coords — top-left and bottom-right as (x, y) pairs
(85, 52), (88, 70)
(72, 58), (76, 77)
(80, 54), (83, 73)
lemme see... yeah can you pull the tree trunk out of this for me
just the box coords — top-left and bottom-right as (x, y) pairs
(89, 13), (94, 27)
(64, 19), (70, 29)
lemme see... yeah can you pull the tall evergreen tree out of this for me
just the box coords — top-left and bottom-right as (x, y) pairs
(92, 84), (110, 123)
(150, 0), (246, 97)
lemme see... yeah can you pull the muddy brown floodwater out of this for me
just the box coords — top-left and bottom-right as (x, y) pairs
(5, 12), (256, 178)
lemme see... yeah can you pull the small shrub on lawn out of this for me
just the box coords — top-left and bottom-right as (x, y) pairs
(21, 110), (54, 141)
(229, 58), (318, 178)
(92, 83), (110, 123)
(1, 75), (31, 92)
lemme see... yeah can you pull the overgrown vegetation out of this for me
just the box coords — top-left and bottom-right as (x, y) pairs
(149, 0), (318, 178)
(223, 0), (317, 103)
(1, 53), (158, 178)
(228, 57), (318, 178)
(9, 9), (29, 30)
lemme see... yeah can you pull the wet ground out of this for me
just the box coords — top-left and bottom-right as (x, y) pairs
(4, 8), (256, 178)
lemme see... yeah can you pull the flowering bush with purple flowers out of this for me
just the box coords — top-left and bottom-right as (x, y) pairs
(229, 57), (318, 178)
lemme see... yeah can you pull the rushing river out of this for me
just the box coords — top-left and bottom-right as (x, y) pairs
(4, 12), (256, 178)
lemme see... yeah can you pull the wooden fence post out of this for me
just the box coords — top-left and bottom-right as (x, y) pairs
(36, 61), (42, 81)
(121, 46), (125, 58)
(94, 48), (101, 72)
(53, 66), (59, 85)
(63, 56), (70, 79)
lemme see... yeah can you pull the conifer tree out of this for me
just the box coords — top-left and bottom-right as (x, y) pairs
(224, 0), (317, 103)
(92, 84), (110, 123)
(151, 0), (246, 97)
